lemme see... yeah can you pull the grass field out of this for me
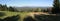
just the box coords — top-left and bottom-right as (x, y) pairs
(0, 11), (52, 21)
(0, 11), (30, 21)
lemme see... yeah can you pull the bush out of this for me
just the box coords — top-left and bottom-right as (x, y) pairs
(0, 12), (5, 17)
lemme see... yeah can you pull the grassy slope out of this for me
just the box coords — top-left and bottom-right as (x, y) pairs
(0, 11), (49, 21)
(0, 11), (29, 21)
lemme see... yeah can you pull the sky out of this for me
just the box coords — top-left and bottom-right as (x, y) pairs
(59, 0), (60, 3)
(0, 0), (54, 7)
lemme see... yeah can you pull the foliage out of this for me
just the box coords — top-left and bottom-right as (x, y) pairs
(52, 0), (60, 14)
(0, 4), (19, 12)
(8, 6), (15, 12)
(0, 4), (8, 11)
(0, 12), (5, 17)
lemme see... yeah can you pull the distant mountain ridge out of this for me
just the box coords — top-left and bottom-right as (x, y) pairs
(14, 7), (52, 11)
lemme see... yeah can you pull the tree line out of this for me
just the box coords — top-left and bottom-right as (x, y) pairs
(0, 4), (43, 12)
(0, 4), (19, 12)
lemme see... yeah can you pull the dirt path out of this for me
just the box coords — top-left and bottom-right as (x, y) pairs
(28, 12), (49, 15)
(26, 12), (49, 18)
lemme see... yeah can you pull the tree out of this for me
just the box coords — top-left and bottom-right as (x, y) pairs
(0, 4), (2, 7)
(8, 6), (15, 12)
(0, 4), (8, 11)
(52, 0), (60, 14)
(0, 4), (2, 11)
(2, 4), (8, 11)
(8, 6), (19, 12)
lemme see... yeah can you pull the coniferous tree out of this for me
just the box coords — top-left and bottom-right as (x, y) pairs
(0, 4), (8, 11)
(8, 6), (15, 12)
(2, 4), (8, 11)
(8, 6), (19, 12)
(0, 4), (2, 11)
(52, 0), (60, 14)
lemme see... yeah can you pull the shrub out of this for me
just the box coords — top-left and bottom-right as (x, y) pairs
(0, 12), (5, 17)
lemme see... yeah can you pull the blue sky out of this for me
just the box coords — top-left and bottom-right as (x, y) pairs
(0, 0), (53, 7)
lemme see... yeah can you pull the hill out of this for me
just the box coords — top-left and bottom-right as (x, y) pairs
(15, 7), (52, 11)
